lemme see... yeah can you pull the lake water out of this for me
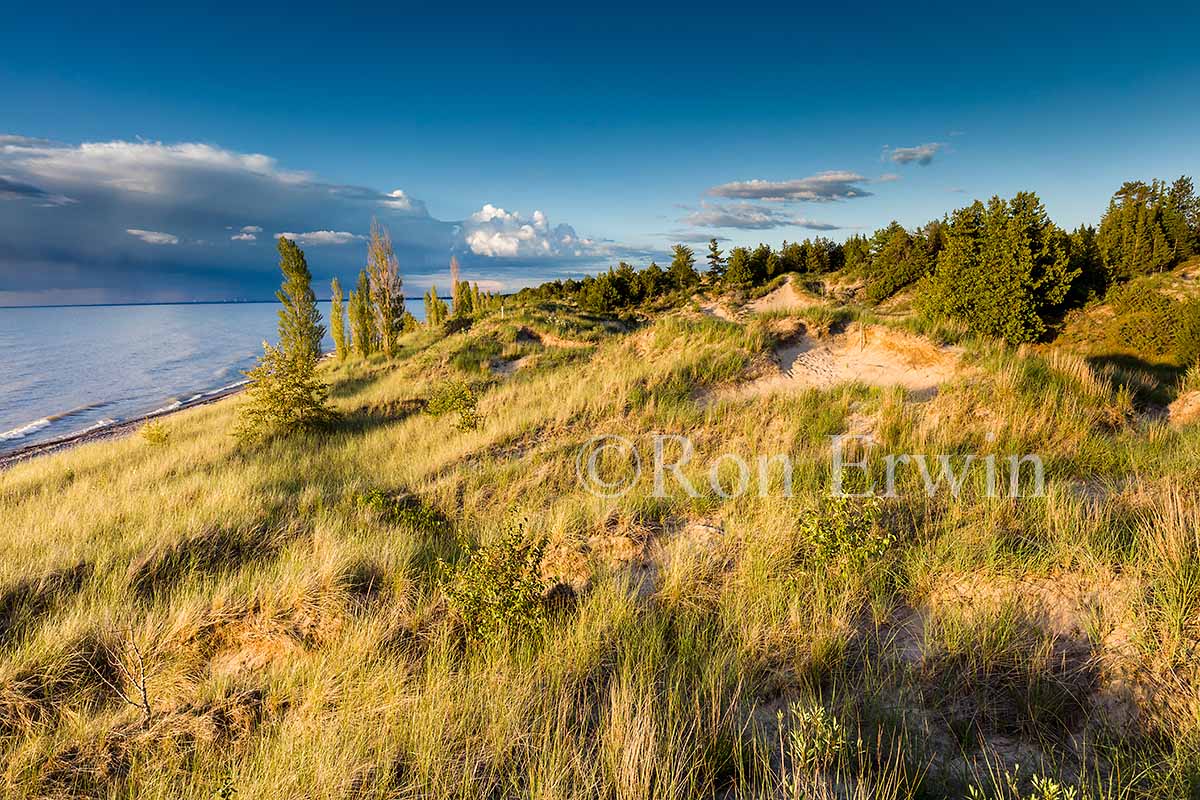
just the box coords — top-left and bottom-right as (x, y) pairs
(0, 301), (425, 454)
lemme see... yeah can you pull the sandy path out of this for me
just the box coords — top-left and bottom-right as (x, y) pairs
(746, 279), (821, 314)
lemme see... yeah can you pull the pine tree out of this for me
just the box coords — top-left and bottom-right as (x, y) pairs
(706, 238), (725, 279)
(349, 269), (375, 358)
(330, 278), (348, 360)
(366, 219), (405, 358)
(235, 237), (336, 441)
(920, 192), (1076, 344)
(724, 247), (753, 287)
(667, 244), (698, 290)
(275, 236), (324, 361)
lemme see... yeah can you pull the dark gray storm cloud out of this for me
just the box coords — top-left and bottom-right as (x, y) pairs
(681, 202), (840, 230)
(0, 136), (624, 305)
(707, 171), (873, 202)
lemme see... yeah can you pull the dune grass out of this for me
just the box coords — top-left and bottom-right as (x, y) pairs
(1, 301), (1200, 798)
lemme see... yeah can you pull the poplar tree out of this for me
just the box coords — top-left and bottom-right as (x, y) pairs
(349, 269), (375, 358)
(366, 219), (405, 358)
(424, 285), (448, 326)
(330, 277), (348, 360)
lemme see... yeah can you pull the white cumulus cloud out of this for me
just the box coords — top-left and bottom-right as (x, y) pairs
(886, 143), (943, 166)
(275, 230), (365, 246)
(240, 225), (262, 233)
(461, 204), (601, 258)
(231, 232), (257, 241)
(126, 228), (179, 245)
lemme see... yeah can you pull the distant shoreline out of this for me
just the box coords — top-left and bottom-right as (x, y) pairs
(0, 296), (448, 310)
(0, 383), (247, 472)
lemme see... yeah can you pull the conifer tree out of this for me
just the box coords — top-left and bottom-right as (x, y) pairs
(275, 236), (325, 361)
(706, 238), (725, 279)
(667, 244), (698, 290)
(236, 237), (335, 441)
(330, 277), (348, 360)
(723, 247), (752, 287)
(366, 219), (405, 358)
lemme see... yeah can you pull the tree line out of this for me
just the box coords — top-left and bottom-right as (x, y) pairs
(517, 175), (1199, 344)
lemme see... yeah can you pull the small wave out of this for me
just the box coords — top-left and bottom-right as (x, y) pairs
(149, 400), (183, 415)
(205, 379), (249, 396)
(1, 417), (52, 440)
(70, 418), (118, 436)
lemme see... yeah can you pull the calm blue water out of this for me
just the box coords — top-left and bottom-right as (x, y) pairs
(0, 301), (424, 453)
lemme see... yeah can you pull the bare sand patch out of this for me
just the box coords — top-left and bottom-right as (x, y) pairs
(1168, 390), (1200, 427)
(695, 296), (738, 321)
(726, 323), (963, 400)
(746, 279), (821, 314)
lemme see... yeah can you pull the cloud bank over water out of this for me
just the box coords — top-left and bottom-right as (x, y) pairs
(0, 135), (620, 305)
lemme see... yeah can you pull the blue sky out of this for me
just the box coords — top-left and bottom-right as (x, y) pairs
(2, 1), (1199, 305)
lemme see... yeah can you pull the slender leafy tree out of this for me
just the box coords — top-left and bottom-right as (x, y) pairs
(330, 278), (348, 360)
(349, 269), (375, 358)
(366, 219), (405, 357)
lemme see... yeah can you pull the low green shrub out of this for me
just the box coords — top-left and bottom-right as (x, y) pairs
(426, 381), (482, 431)
(140, 420), (170, 446)
(799, 496), (889, 566)
(441, 523), (547, 643)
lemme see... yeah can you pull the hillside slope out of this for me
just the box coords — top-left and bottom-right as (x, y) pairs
(1, 301), (1199, 799)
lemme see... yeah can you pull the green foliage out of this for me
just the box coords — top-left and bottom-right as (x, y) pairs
(1102, 278), (1200, 364)
(330, 277), (349, 360)
(426, 380), (482, 431)
(140, 420), (170, 446)
(441, 522), (546, 643)
(706, 238), (725, 279)
(1097, 177), (1196, 282)
(667, 243), (699, 290)
(234, 343), (337, 442)
(367, 219), (405, 358)
(779, 702), (849, 773)
(348, 269), (376, 358)
(862, 220), (938, 303)
(355, 488), (451, 536)
(919, 192), (1077, 344)
(275, 236), (325, 361)
(424, 284), (449, 326)
(799, 496), (889, 566)
(967, 765), (1092, 800)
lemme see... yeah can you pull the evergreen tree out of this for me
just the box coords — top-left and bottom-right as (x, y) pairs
(330, 277), (348, 360)
(235, 237), (336, 441)
(639, 261), (665, 299)
(667, 244), (699, 290)
(920, 192), (1076, 344)
(349, 269), (375, 358)
(706, 238), (726, 279)
(366, 219), (405, 358)
(275, 236), (324, 361)
(724, 247), (753, 287)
